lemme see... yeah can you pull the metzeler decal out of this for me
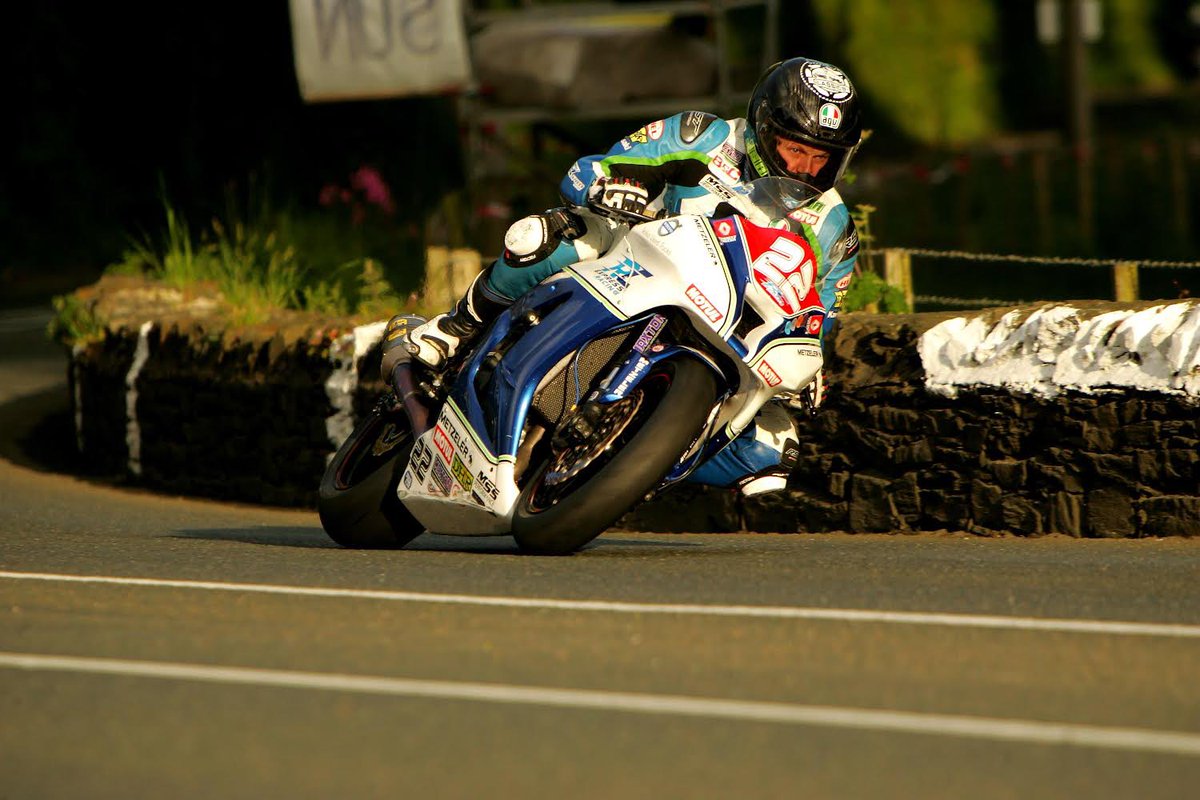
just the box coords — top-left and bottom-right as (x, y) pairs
(439, 412), (476, 467)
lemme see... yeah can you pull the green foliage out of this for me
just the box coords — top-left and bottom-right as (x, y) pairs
(843, 269), (909, 313)
(47, 293), (104, 346)
(812, 0), (1001, 145)
(1092, 0), (1179, 91)
(210, 218), (304, 325)
(116, 201), (222, 289)
(104, 190), (417, 324)
(354, 258), (403, 319)
(842, 203), (910, 313)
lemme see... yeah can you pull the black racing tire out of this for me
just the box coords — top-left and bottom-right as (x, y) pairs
(512, 357), (718, 555)
(318, 399), (424, 548)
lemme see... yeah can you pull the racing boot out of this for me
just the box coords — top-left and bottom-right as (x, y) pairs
(405, 268), (511, 371)
(405, 208), (590, 371)
(686, 402), (800, 497)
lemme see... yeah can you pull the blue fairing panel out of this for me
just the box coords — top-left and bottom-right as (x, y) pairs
(448, 280), (623, 460)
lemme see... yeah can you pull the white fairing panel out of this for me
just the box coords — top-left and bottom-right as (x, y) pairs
(396, 399), (518, 535)
(569, 217), (738, 340)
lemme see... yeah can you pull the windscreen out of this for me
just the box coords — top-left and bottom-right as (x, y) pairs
(726, 177), (825, 235)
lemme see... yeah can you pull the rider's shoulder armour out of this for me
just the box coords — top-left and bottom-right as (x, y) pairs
(679, 111), (719, 144)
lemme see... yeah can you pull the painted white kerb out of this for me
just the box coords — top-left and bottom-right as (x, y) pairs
(124, 321), (155, 475)
(920, 301), (1200, 399)
(323, 320), (387, 455)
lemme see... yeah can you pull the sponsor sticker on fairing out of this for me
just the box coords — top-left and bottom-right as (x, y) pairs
(614, 357), (650, 395)
(595, 258), (653, 295)
(756, 361), (782, 387)
(475, 469), (498, 501)
(699, 174), (737, 199)
(451, 454), (473, 492)
(806, 312), (825, 335)
(686, 284), (723, 323)
(430, 457), (454, 495)
(411, 439), (432, 480)
(633, 315), (668, 353)
(714, 219), (737, 240)
(432, 425), (453, 463)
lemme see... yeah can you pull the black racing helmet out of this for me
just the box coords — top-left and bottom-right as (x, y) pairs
(746, 58), (863, 191)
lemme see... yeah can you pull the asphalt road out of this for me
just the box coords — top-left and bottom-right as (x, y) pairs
(2, 305), (1199, 799)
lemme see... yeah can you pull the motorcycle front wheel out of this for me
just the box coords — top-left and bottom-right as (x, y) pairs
(512, 357), (718, 555)
(318, 395), (424, 548)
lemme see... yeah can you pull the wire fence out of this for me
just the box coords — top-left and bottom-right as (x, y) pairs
(895, 248), (1200, 270)
(880, 248), (1200, 311)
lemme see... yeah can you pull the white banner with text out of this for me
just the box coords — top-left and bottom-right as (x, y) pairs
(289, 0), (471, 101)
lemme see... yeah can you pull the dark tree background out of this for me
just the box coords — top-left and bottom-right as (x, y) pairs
(4, 1), (1198, 304)
(3, 1), (462, 275)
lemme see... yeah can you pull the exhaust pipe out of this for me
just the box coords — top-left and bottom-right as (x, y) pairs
(389, 360), (434, 439)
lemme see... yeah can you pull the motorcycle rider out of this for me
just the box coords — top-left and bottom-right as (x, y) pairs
(387, 57), (864, 496)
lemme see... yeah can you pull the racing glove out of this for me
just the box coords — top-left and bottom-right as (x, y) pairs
(591, 177), (651, 216)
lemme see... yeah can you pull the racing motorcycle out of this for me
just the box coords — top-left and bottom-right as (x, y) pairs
(318, 177), (827, 554)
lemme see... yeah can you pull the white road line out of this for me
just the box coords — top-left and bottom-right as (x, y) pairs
(2, 570), (1199, 638)
(2, 651), (1198, 756)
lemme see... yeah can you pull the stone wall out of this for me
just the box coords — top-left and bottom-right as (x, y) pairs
(66, 279), (1200, 537)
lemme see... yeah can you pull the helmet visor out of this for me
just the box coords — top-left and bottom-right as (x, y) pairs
(754, 117), (855, 192)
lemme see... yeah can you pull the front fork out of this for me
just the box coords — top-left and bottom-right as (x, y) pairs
(552, 312), (728, 471)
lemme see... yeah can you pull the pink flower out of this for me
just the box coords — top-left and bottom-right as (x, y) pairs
(350, 166), (396, 214)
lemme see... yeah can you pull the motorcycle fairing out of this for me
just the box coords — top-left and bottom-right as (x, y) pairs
(397, 212), (824, 535)
(567, 215), (746, 343)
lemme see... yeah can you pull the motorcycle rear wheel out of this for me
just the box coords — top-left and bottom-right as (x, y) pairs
(318, 396), (424, 548)
(512, 357), (718, 555)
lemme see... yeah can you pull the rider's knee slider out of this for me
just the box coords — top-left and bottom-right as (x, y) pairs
(502, 209), (585, 267)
